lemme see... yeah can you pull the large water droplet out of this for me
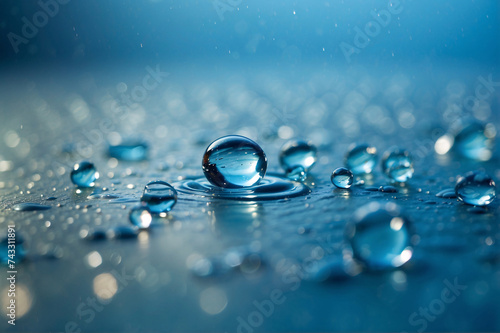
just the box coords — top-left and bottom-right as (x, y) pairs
(345, 202), (414, 270)
(455, 171), (496, 206)
(108, 140), (149, 161)
(331, 167), (354, 189)
(381, 148), (414, 182)
(279, 140), (317, 176)
(13, 203), (51, 211)
(140, 180), (178, 214)
(70, 161), (99, 188)
(202, 135), (267, 188)
(454, 122), (495, 161)
(345, 143), (378, 174)
(129, 206), (153, 229)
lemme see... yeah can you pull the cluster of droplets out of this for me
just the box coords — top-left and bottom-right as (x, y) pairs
(330, 143), (414, 189)
(69, 160), (178, 230)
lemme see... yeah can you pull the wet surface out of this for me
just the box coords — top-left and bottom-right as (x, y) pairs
(0, 64), (499, 332)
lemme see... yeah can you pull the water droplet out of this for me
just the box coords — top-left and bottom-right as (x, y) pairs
(454, 122), (495, 161)
(381, 148), (414, 182)
(129, 206), (153, 229)
(279, 140), (317, 176)
(1, 235), (26, 264)
(331, 167), (353, 189)
(436, 188), (457, 198)
(202, 135), (267, 188)
(379, 185), (398, 193)
(345, 202), (414, 270)
(345, 144), (378, 174)
(285, 166), (306, 182)
(108, 140), (149, 161)
(455, 171), (496, 206)
(140, 180), (178, 214)
(12, 203), (51, 211)
(70, 161), (99, 188)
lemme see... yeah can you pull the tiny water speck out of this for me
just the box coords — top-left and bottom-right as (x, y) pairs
(345, 202), (414, 270)
(129, 206), (153, 229)
(141, 180), (178, 214)
(455, 171), (496, 206)
(381, 148), (414, 183)
(70, 161), (99, 188)
(279, 140), (317, 175)
(331, 167), (354, 189)
(345, 144), (378, 174)
(202, 135), (267, 188)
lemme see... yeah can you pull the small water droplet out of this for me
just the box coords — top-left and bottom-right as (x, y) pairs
(454, 122), (495, 161)
(202, 135), (267, 188)
(13, 203), (51, 211)
(70, 161), (99, 188)
(381, 148), (414, 183)
(455, 171), (496, 206)
(331, 167), (353, 189)
(345, 144), (378, 174)
(379, 185), (398, 193)
(141, 180), (178, 214)
(345, 202), (414, 270)
(285, 166), (307, 182)
(108, 140), (149, 161)
(129, 206), (153, 229)
(279, 140), (317, 176)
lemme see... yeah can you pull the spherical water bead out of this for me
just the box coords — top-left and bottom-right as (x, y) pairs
(454, 122), (495, 161)
(140, 180), (178, 214)
(345, 202), (414, 270)
(381, 148), (414, 182)
(202, 135), (267, 188)
(455, 171), (496, 206)
(345, 144), (378, 174)
(331, 167), (354, 189)
(70, 161), (99, 187)
(129, 206), (153, 229)
(279, 140), (317, 174)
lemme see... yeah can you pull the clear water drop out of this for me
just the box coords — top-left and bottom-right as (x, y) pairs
(345, 143), (378, 174)
(129, 206), (153, 229)
(285, 166), (307, 182)
(279, 140), (317, 174)
(455, 171), (496, 206)
(345, 202), (414, 270)
(70, 161), (99, 187)
(454, 122), (495, 161)
(108, 140), (149, 161)
(381, 148), (414, 182)
(13, 203), (51, 211)
(331, 167), (354, 189)
(140, 180), (178, 214)
(202, 135), (267, 188)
